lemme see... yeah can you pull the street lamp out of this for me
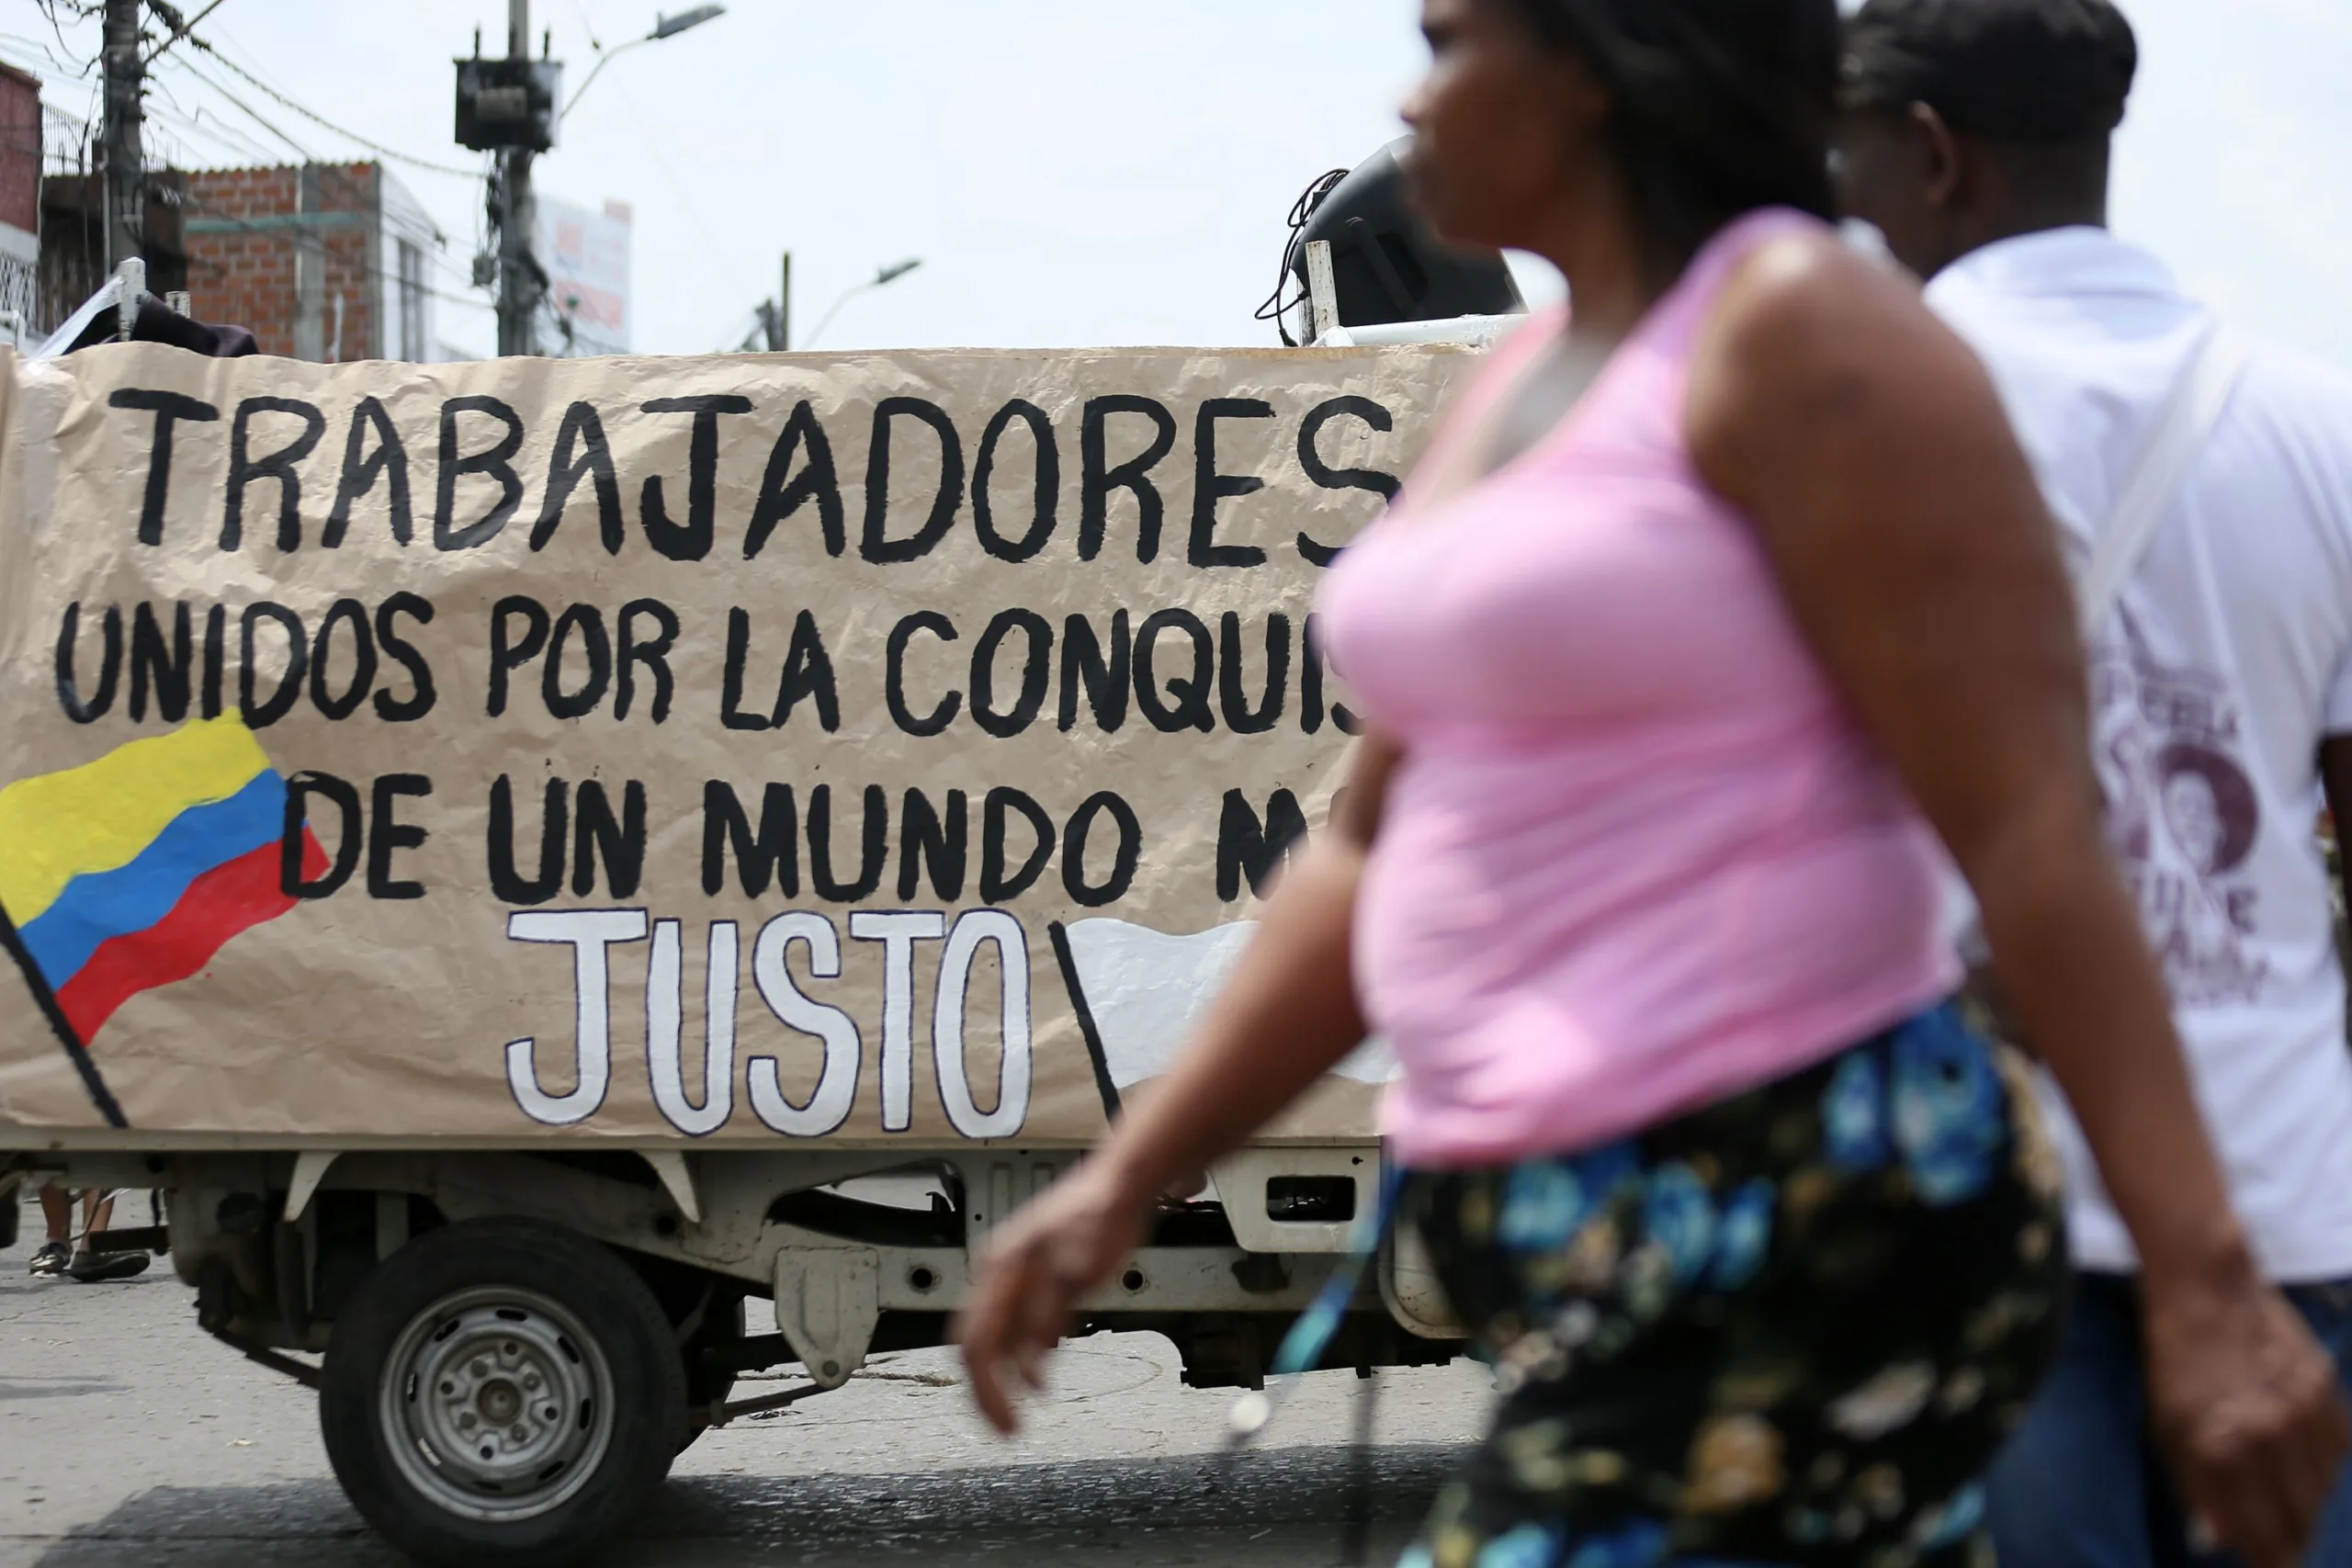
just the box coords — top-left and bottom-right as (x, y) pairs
(804, 259), (924, 350)
(564, 6), (726, 118)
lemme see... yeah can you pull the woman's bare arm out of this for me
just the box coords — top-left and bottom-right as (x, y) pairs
(1690, 232), (2349, 1568)
(956, 734), (1402, 1433)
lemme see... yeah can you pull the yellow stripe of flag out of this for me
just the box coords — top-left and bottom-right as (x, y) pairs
(0, 718), (274, 926)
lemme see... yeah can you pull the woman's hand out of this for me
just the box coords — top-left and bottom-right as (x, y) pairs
(956, 1156), (1154, 1436)
(955, 735), (1404, 1438)
(2144, 1262), (2352, 1568)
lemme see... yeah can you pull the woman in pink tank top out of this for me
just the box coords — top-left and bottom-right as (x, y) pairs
(964, 2), (2349, 1562)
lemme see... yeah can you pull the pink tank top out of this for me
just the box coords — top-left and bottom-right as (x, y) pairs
(1320, 209), (1959, 1168)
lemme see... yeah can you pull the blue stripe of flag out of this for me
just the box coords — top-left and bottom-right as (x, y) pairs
(18, 771), (289, 990)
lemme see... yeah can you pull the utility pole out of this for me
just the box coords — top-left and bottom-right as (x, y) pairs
(100, 0), (145, 271)
(748, 253), (790, 352)
(496, 0), (539, 356)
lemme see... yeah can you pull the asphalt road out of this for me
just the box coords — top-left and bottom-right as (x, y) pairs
(1, 1190), (1492, 1567)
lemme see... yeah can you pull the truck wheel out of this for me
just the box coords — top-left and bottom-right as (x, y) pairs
(321, 1217), (684, 1568)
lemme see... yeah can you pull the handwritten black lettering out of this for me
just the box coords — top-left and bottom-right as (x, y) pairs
(1295, 397), (1399, 566)
(702, 781), (799, 897)
(1301, 612), (1359, 736)
(809, 784), (888, 902)
(1219, 612), (1291, 736)
(108, 389), (219, 547)
(1136, 608), (1215, 733)
(489, 775), (567, 906)
(971, 609), (1051, 739)
(981, 787), (1055, 903)
(1063, 792), (1140, 908)
(974, 399), (1059, 562)
(639, 395), (755, 562)
(1058, 610), (1131, 733)
(863, 398), (966, 565)
(58, 604), (123, 724)
(368, 774), (432, 900)
(773, 610), (841, 732)
(488, 596), (551, 718)
(239, 602), (309, 729)
(1218, 788), (1308, 901)
(616, 599), (679, 724)
(287, 771), (363, 898)
(435, 396), (526, 551)
(530, 401), (624, 555)
(1190, 398), (1273, 570)
(572, 780), (646, 897)
(129, 601), (193, 723)
(200, 604), (227, 719)
(745, 400), (845, 559)
(223, 397), (327, 552)
(309, 598), (378, 721)
(373, 593), (437, 723)
(1080, 396), (1176, 563)
(543, 604), (613, 721)
(900, 788), (970, 901)
(886, 612), (961, 738)
(322, 397), (413, 549)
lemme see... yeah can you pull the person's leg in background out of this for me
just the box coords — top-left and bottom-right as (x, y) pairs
(1985, 1274), (2154, 1568)
(67, 1189), (148, 1283)
(27, 1184), (72, 1276)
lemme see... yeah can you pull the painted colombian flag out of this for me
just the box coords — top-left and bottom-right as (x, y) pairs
(0, 717), (328, 1047)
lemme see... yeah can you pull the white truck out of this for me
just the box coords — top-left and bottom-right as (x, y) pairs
(0, 255), (1509, 1565)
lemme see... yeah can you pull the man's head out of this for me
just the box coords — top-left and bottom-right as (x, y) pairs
(1835, 0), (2139, 279)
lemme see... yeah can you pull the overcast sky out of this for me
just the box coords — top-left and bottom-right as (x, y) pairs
(9, 0), (2351, 367)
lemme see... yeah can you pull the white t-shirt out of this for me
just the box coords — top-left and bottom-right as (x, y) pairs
(1930, 226), (2352, 1284)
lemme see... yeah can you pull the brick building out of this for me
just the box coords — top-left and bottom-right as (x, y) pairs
(11, 56), (453, 356)
(15, 63), (191, 344)
(178, 162), (445, 362)
(1, 62), (40, 336)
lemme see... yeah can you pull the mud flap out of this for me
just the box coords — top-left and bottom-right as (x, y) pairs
(771, 1246), (881, 1390)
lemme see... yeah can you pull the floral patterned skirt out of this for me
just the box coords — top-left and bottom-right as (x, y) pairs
(1397, 1002), (2070, 1568)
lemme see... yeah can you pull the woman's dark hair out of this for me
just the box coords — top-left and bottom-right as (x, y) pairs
(1506, 0), (1841, 272)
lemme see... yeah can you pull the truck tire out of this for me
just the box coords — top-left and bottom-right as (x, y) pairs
(320, 1217), (685, 1568)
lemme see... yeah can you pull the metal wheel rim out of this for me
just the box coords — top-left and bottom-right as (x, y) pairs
(379, 1284), (617, 1524)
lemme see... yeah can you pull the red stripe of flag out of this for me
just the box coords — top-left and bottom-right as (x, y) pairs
(56, 830), (328, 1043)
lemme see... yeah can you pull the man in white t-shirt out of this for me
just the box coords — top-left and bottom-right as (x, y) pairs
(1838, 2), (2352, 1563)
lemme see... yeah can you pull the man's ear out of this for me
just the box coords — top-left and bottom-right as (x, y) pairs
(1909, 100), (1965, 210)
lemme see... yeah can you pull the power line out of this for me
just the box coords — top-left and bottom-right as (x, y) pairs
(0, 31), (96, 77)
(599, 66), (742, 343)
(17, 5), (463, 187)
(163, 51), (311, 162)
(143, 76), (278, 166)
(172, 27), (479, 178)
(0, 37), (96, 85)
(141, 0), (229, 67)
(31, 1), (98, 74)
